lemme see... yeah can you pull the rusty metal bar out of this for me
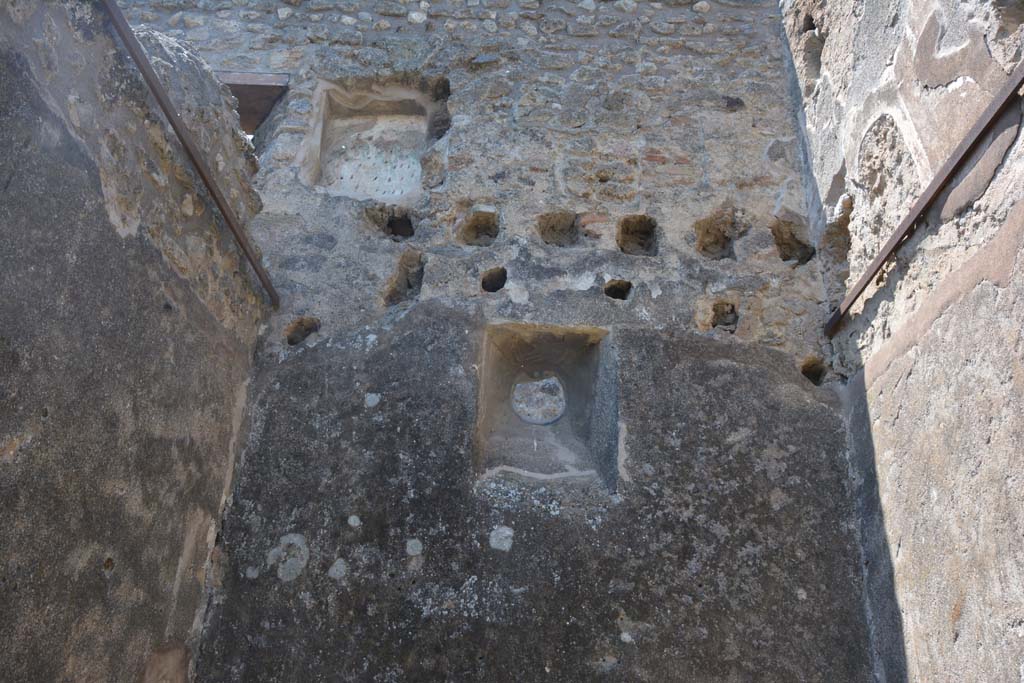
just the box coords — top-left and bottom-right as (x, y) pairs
(825, 58), (1024, 337)
(98, 0), (280, 308)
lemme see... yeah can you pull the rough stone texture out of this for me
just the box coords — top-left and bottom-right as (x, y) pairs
(125, 0), (832, 367)
(119, 0), (879, 679)
(0, 2), (265, 681)
(13, 0), (1023, 679)
(781, 0), (1023, 372)
(197, 303), (870, 682)
(782, 0), (1024, 680)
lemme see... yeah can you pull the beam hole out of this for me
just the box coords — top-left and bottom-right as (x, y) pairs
(481, 267), (507, 293)
(616, 215), (658, 256)
(604, 280), (632, 300)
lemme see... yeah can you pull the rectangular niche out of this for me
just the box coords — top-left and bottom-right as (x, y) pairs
(475, 323), (618, 491)
(297, 77), (450, 205)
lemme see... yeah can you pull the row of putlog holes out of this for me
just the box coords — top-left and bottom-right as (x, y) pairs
(286, 206), (826, 385)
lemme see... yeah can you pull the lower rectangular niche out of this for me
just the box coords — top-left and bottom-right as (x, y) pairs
(475, 323), (618, 491)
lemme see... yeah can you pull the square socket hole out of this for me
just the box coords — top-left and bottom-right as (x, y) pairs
(475, 323), (618, 491)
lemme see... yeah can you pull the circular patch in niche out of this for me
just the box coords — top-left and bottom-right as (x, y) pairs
(510, 376), (566, 425)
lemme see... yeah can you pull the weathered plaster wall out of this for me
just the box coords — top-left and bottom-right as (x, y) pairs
(200, 304), (871, 682)
(0, 2), (266, 680)
(124, 0), (880, 679)
(782, 0), (1024, 679)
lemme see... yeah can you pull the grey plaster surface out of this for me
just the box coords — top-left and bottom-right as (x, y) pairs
(198, 303), (871, 682)
(0, 3), (265, 680)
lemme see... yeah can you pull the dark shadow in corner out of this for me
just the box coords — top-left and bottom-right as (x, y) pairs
(842, 373), (910, 682)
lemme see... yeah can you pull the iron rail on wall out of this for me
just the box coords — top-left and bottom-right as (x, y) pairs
(825, 58), (1024, 337)
(98, 0), (281, 308)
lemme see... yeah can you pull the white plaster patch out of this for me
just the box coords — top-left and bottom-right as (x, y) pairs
(98, 157), (140, 237)
(266, 533), (309, 582)
(327, 558), (348, 580)
(617, 421), (632, 483)
(558, 272), (596, 291)
(479, 464), (597, 482)
(66, 95), (81, 129)
(505, 282), (529, 304)
(489, 525), (514, 552)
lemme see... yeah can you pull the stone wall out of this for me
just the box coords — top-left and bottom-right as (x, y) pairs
(122, 0), (882, 680)
(0, 2), (266, 680)
(16, 0), (1022, 678)
(200, 304), (871, 681)
(126, 0), (834, 372)
(782, 0), (1024, 679)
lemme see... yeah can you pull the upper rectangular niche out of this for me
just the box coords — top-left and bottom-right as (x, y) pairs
(475, 323), (619, 492)
(215, 70), (289, 133)
(297, 77), (450, 205)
